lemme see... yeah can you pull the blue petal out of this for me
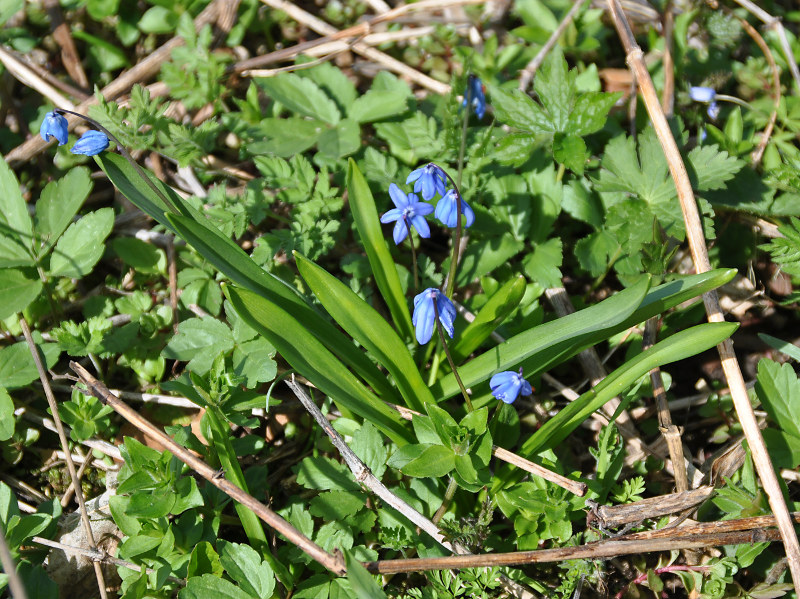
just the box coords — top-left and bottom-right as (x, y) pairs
(393, 220), (409, 245)
(70, 130), (109, 156)
(389, 183), (410, 209)
(462, 199), (475, 228)
(410, 215), (430, 238)
(436, 293), (456, 338)
(39, 111), (69, 146)
(412, 202), (434, 216)
(412, 289), (437, 345)
(380, 208), (402, 223)
(435, 194), (455, 227)
(406, 167), (424, 185)
(689, 86), (716, 103)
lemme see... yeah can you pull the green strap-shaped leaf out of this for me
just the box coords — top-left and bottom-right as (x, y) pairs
(493, 321), (738, 492)
(449, 275), (526, 363)
(347, 159), (414, 341)
(524, 321), (738, 456)
(295, 252), (432, 412)
(433, 276), (651, 400)
(167, 213), (399, 404)
(225, 285), (413, 446)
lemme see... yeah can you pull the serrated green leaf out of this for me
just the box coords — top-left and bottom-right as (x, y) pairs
(179, 573), (255, 599)
(350, 422), (388, 479)
(48, 207), (113, 278)
(553, 133), (587, 174)
(317, 118), (360, 159)
(535, 49), (573, 131)
(687, 144), (744, 191)
(296, 456), (360, 492)
(756, 359), (800, 441)
(296, 253), (430, 411)
(300, 60), (357, 114)
(218, 541), (275, 599)
(187, 541), (223, 578)
(232, 338), (277, 389)
(490, 86), (553, 134)
(348, 89), (408, 123)
(0, 268), (42, 320)
(387, 444), (454, 477)
(522, 237), (563, 288)
(0, 153), (33, 251)
(568, 91), (621, 136)
(0, 342), (60, 389)
(162, 317), (234, 375)
(258, 73), (341, 125)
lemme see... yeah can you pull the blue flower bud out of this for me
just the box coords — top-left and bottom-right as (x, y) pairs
(70, 130), (110, 156)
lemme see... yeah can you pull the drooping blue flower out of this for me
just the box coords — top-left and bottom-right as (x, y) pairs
(406, 163), (448, 201)
(689, 86), (716, 103)
(412, 288), (456, 345)
(461, 74), (486, 119)
(707, 102), (720, 120)
(435, 189), (474, 229)
(39, 111), (69, 145)
(70, 130), (110, 156)
(490, 369), (532, 404)
(380, 183), (434, 245)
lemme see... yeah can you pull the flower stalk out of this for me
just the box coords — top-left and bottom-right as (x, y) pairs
(433, 299), (473, 412)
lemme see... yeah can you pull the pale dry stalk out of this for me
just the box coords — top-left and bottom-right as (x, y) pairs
(606, 0), (800, 592)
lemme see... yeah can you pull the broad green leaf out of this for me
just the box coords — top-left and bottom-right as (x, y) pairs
(0, 387), (14, 441)
(387, 444), (455, 477)
(296, 456), (360, 492)
(535, 49), (573, 131)
(425, 402), (459, 447)
(449, 275), (526, 363)
(522, 237), (563, 288)
(34, 166), (92, 257)
(345, 550), (388, 599)
(350, 422), (388, 479)
(111, 237), (166, 275)
(0, 268), (42, 320)
(568, 92), (621, 136)
(296, 252), (431, 411)
(687, 144), (744, 191)
(300, 60), (357, 114)
(225, 285), (413, 445)
(48, 208), (114, 278)
(490, 86), (553, 134)
(166, 213), (398, 403)
(232, 338), (277, 389)
(521, 322), (738, 458)
(258, 73), (341, 125)
(179, 573), (255, 599)
(756, 359), (800, 441)
(318, 118), (360, 159)
(0, 235), (34, 268)
(0, 153), (33, 250)
(162, 317), (234, 375)
(218, 541), (275, 599)
(246, 118), (324, 157)
(553, 132), (587, 174)
(0, 342), (60, 389)
(347, 159), (413, 340)
(348, 89), (408, 123)
(453, 233), (524, 287)
(310, 491), (365, 521)
(187, 541), (223, 578)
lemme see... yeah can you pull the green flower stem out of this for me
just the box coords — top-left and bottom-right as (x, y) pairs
(432, 476), (459, 525)
(55, 108), (180, 214)
(443, 81), (472, 299)
(433, 300), (473, 412)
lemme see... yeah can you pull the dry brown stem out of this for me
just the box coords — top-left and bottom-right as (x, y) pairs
(20, 320), (108, 599)
(70, 362), (347, 576)
(605, 0), (800, 592)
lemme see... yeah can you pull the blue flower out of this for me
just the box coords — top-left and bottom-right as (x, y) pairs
(406, 163), (448, 201)
(39, 111), (68, 145)
(435, 189), (474, 229)
(380, 183), (434, 245)
(490, 369), (532, 404)
(70, 130), (109, 156)
(707, 102), (720, 120)
(689, 86), (716, 103)
(461, 75), (486, 119)
(412, 288), (456, 345)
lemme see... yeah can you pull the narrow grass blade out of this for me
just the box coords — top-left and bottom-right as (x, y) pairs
(225, 285), (413, 445)
(347, 159), (414, 341)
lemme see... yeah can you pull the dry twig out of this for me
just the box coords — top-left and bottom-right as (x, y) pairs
(605, 0), (800, 592)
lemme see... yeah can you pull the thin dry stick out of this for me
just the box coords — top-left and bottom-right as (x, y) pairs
(728, 10), (780, 165)
(31, 536), (183, 585)
(388, 402), (587, 496)
(643, 318), (688, 492)
(661, 0), (674, 116)
(0, 525), (26, 599)
(606, 0), (800, 592)
(43, 0), (89, 90)
(70, 361), (347, 576)
(19, 319), (108, 599)
(518, 0), (586, 91)
(0, 45), (76, 110)
(60, 450), (93, 508)
(730, 0), (800, 94)
(259, 0), (451, 95)
(285, 378), (467, 554)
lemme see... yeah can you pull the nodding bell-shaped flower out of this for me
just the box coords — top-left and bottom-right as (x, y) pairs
(490, 369), (533, 404)
(689, 86), (720, 120)
(406, 163), (448, 201)
(435, 189), (474, 229)
(39, 111), (69, 146)
(412, 288), (456, 345)
(70, 130), (110, 156)
(461, 74), (487, 120)
(380, 183), (434, 245)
